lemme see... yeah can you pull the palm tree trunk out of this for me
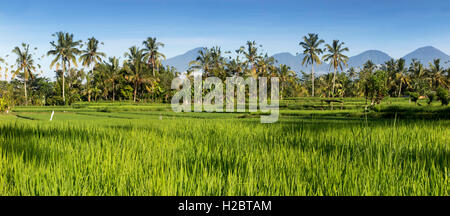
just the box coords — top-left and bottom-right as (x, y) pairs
(398, 81), (402, 97)
(133, 80), (137, 102)
(112, 82), (115, 102)
(88, 69), (92, 102)
(152, 58), (156, 77)
(311, 64), (315, 97)
(24, 79), (28, 106)
(62, 61), (66, 104)
(332, 67), (337, 98)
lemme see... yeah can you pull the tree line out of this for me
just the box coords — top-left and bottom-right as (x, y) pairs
(0, 32), (449, 111)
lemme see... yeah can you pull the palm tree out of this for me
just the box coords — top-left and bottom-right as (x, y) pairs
(300, 33), (324, 97)
(47, 32), (82, 104)
(428, 59), (447, 90)
(189, 48), (211, 78)
(12, 43), (38, 105)
(395, 59), (408, 97)
(80, 37), (106, 78)
(257, 54), (276, 77)
(322, 40), (349, 97)
(408, 59), (427, 95)
(124, 46), (147, 102)
(143, 37), (166, 77)
(226, 55), (244, 77)
(361, 60), (376, 104)
(240, 41), (261, 78)
(83, 71), (94, 102)
(0, 57), (8, 81)
(347, 67), (357, 80)
(277, 64), (296, 99)
(103, 57), (121, 101)
(209, 46), (226, 78)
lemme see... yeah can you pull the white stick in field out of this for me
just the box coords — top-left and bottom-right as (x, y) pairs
(50, 111), (55, 121)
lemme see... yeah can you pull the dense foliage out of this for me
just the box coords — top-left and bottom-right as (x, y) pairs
(0, 33), (449, 109)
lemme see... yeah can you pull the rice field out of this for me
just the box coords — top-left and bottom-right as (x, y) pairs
(0, 98), (449, 196)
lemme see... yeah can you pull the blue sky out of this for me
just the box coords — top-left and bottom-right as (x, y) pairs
(1, 0), (450, 78)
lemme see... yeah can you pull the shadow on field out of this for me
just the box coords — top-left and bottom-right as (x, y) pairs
(15, 114), (37, 121)
(1, 131), (56, 165)
(0, 124), (105, 165)
(76, 112), (137, 120)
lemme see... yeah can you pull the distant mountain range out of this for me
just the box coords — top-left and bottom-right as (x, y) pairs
(163, 46), (450, 75)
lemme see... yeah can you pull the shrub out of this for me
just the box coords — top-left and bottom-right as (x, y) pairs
(407, 91), (419, 105)
(46, 96), (65, 106)
(427, 92), (436, 105)
(436, 87), (449, 106)
(0, 98), (9, 112)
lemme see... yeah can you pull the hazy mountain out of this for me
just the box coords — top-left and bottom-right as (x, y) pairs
(401, 46), (450, 67)
(162, 47), (204, 72)
(272, 52), (331, 75)
(163, 46), (450, 74)
(347, 50), (392, 68)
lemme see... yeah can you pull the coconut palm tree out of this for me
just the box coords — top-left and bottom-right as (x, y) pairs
(408, 59), (427, 95)
(428, 59), (447, 90)
(47, 32), (82, 104)
(257, 54), (276, 77)
(240, 41), (261, 78)
(189, 48), (211, 78)
(300, 33), (324, 97)
(347, 67), (357, 80)
(80, 37), (106, 77)
(12, 43), (38, 105)
(209, 46), (227, 78)
(322, 40), (349, 97)
(83, 71), (94, 102)
(143, 37), (166, 77)
(124, 46), (147, 102)
(277, 64), (296, 99)
(0, 57), (8, 81)
(360, 60), (376, 104)
(103, 57), (121, 101)
(226, 55), (244, 77)
(395, 58), (408, 97)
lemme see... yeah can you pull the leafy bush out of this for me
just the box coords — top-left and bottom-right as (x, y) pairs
(406, 91), (419, 104)
(426, 92), (436, 105)
(0, 98), (9, 112)
(97, 107), (112, 113)
(436, 87), (449, 106)
(46, 96), (65, 106)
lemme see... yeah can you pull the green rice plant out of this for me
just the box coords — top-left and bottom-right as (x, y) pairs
(0, 104), (448, 196)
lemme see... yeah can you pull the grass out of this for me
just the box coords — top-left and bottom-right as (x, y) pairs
(0, 98), (449, 196)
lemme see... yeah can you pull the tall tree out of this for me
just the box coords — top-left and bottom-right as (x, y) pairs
(408, 59), (427, 95)
(143, 37), (166, 77)
(395, 59), (408, 97)
(361, 60), (376, 104)
(300, 33), (324, 97)
(47, 32), (82, 104)
(103, 57), (121, 101)
(226, 55), (244, 77)
(240, 41), (261, 78)
(277, 64), (296, 99)
(0, 57), (8, 81)
(209, 46), (226, 78)
(428, 59), (447, 90)
(189, 48), (211, 78)
(79, 37), (105, 101)
(322, 40), (349, 97)
(124, 46), (146, 102)
(12, 43), (39, 105)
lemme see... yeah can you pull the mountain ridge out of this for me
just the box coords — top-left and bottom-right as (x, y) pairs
(162, 46), (450, 74)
